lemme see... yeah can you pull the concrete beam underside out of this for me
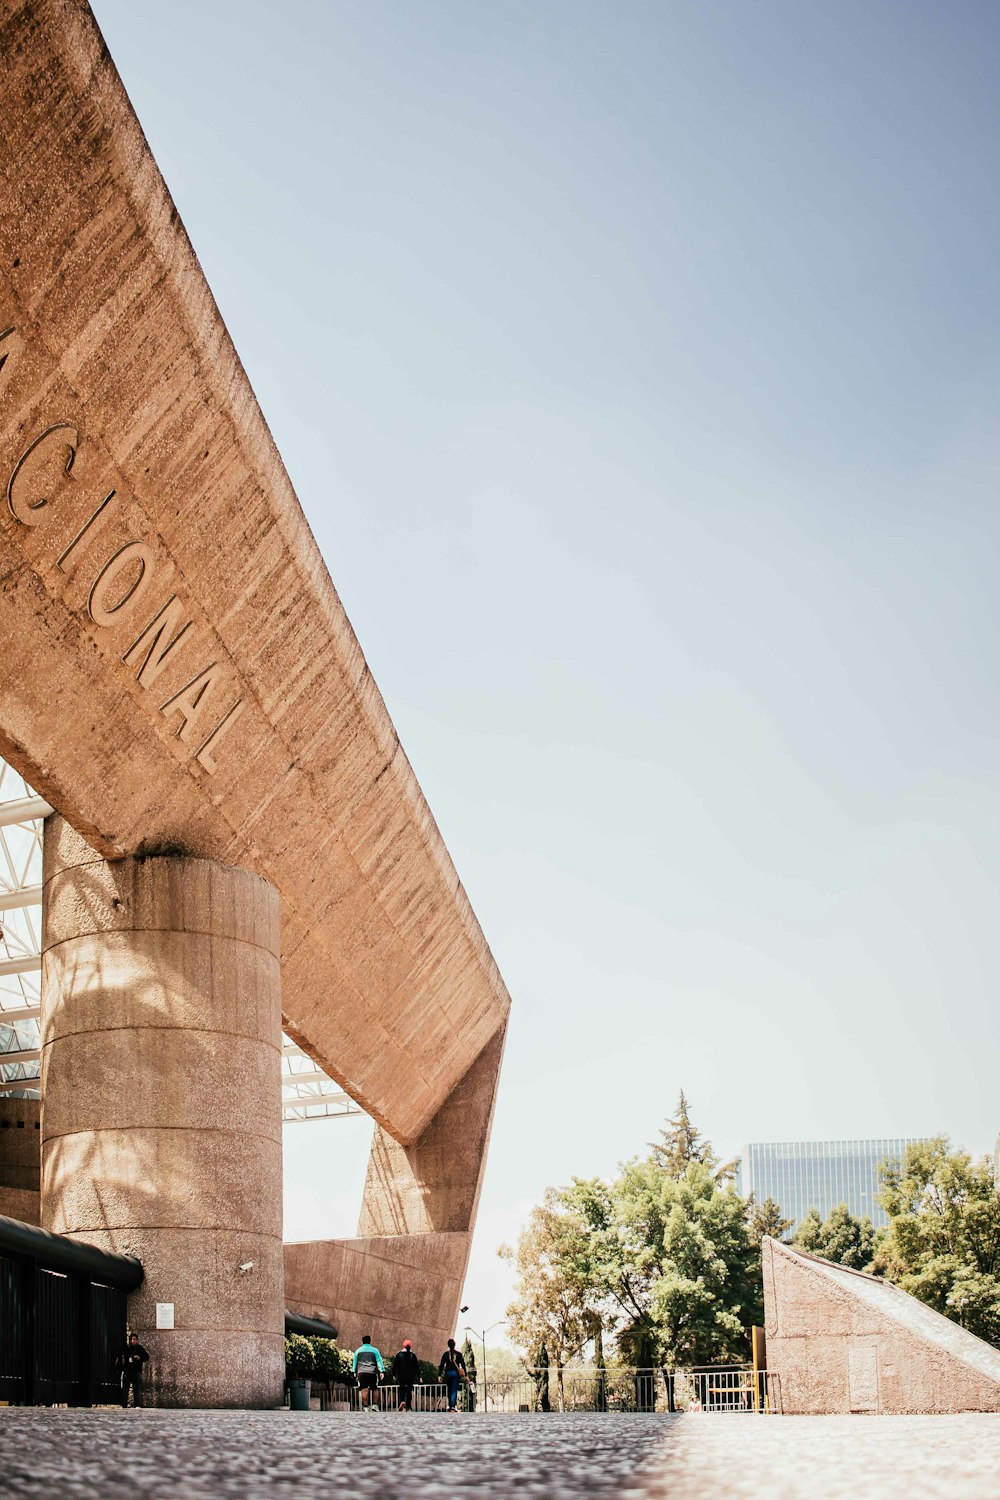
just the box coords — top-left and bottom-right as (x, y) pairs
(285, 1025), (506, 1358)
(0, 0), (509, 1146)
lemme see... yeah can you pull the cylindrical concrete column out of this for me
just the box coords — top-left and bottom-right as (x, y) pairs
(39, 816), (284, 1408)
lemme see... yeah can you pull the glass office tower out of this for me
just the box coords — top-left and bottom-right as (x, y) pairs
(735, 1138), (923, 1228)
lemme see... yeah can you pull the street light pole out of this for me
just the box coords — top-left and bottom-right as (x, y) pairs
(464, 1320), (505, 1410)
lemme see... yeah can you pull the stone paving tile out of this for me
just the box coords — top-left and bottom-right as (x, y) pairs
(634, 1412), (1000, 1500)
(0, 1410), (670, 1499)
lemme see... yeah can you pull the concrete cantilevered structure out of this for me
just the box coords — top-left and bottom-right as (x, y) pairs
(0, 0), (509, 1405)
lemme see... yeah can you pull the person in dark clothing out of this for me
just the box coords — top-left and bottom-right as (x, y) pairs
(116, 1332), (150, 1408)
(438, 1338), (467, 1413)
(391, 1339), (421, 1411)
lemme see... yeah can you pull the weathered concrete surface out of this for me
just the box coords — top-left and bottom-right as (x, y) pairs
(284, 1231), (468, 1361)
(0, 1095), (41, 1223)
(359, 1023), (506, 1237)
(40, 817), (284, 1407)
(763, 1237), (1000, 1414)
(285, 1023), (506, 1354)
(0, 0), (509, 1146)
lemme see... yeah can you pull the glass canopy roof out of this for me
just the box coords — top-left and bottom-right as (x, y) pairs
(0, 758), (359, 1124)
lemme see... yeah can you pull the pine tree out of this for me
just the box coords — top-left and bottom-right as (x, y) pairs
(650, 1090), (718, 1177)
(749, 1195), (794, 1244)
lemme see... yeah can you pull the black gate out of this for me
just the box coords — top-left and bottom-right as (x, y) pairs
(0, 1215), (141, 1406)
(90, 1281), (130, 1406)
(0, 1251), (24, 1404)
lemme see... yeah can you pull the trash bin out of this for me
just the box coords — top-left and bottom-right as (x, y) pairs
(289, 1378), (311, 1411)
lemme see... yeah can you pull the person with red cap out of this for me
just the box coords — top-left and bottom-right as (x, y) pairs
(391, 1339), (421, 1411)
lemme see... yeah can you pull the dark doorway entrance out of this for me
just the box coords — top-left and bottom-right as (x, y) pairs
(0, 1215), (142, 1406)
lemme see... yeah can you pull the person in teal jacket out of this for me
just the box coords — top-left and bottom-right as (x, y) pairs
(352, 1335), (385, 1411)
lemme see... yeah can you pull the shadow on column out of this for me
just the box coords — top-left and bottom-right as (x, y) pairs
(40, 816), (285, 1408)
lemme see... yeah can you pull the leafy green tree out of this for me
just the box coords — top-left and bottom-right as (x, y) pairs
(749, 1196), (793, 1244)
(309, 1338), (346, 1383)
(559, 1173), (651, 1354)
(500, 1187), (602, 1405)
(480, 1345), (527, 1380)
(503, 1104), (764, 1391)
(822, 1204), (875, 1269)
(284, 1333), (314, 1379)
(794, 1203), (874, 1270)
(873, 1137), (1000, 1346)
(566, 1161), (762, 1370)
(646, 1165), (763, 1366)
(793, 1206), (824, 1253)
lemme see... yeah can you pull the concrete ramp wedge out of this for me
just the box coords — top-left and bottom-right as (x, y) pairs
(0, 0), (510, 1144)
(763, 1237), (1000, 1413)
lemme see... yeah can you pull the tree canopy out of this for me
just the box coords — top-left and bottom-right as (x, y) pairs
(872, 1136), (1000, 1345)
(498, 1188), (601, 1366)
(505, 1095), (762, 1369)
(794, 1203), (875, 1270)
(501, 1112), (1000, 1367)
(640, 1162), (762, 1366)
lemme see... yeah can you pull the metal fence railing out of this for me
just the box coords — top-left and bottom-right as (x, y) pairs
(318, 1381), (452, 1412)
(470, 1366), (770, 1414)
(301, 1367), (772, 1415)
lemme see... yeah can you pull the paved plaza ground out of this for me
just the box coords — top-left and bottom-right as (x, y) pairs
(2, 1410), (1000, 1499)
(640, 1412), (1000, 1499)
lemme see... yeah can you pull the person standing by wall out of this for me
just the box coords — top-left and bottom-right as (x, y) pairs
(352, 1334), (385, 1411)
(391, 1339), (421, 1411)
(438, 1338), (467, 1413)
(116, 1332), (150, 1408)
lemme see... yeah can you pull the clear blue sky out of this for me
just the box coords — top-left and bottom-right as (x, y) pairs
(93, 0), (1000, 1342)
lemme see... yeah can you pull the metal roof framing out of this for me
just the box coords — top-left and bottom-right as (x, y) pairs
(0, 758), (360, 1122)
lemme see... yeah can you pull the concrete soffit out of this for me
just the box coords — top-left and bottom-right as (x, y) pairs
(0, 0), (511, 1144)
